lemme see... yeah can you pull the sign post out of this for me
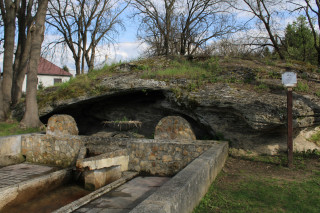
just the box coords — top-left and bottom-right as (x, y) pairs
(287, 87), (293, 168)
(282, 72), (297, 168)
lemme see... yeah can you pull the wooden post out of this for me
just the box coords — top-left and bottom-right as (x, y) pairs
(287, 87), (293, 168)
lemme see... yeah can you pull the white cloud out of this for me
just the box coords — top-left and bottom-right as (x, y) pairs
(41, 40), (147, 76)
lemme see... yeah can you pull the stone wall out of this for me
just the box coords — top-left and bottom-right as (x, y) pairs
(21, 134), (83, 168)
(21, 134), (223, 175)
(83, 137), (218, 176)
(127, 141), (212, 176)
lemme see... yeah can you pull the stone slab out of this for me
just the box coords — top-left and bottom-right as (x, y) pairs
(74, 176), (170, 213)
(84, 166), (122, 191)
(78, 154), (129, 172)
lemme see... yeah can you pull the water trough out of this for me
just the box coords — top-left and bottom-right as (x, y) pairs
(0, 114), (228, 212)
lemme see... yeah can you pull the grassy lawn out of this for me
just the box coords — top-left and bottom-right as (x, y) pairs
(0, 121), (40, 137)
(194, 154), (320, 213)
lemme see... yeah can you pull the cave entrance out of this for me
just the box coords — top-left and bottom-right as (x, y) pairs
(40, 90), (214, 140)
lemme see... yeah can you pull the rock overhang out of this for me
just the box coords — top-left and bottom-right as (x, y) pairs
(36, 75), (320, 154)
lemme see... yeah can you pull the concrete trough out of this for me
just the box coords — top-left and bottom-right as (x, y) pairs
(0, 167), (72, 211)
(0, 133), (228, 213)
(130, 142), (228, 213)
(56, 141), (228, 213)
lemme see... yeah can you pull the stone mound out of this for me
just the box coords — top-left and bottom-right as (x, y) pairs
(46, 114), (79, 136)
(154, 116), (196, 140)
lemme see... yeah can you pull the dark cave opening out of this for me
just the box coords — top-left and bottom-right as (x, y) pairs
(40, 90), (214, 140)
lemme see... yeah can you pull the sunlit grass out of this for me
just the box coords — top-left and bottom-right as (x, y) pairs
(141, 57), (221, 81)
(0, 121), (40, 137)
(194, 175), (320, 213)
(193, 155), (320, 213)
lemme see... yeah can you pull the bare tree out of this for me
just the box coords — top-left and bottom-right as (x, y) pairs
(230, 0), (285, 59)
(47, 0), (129, 74)
(132, 0), (177, 56)
(177, 0), (239, 55)
(21, 0), (48, 127)
(11, 0), (34, 106)
(83, 0), (129, 71)
(133, 0), (239, 56)
(0, 0), (19, 119)
(46, 0), (83, 75)
(0, 0), (48, 126)
(0, 0), (36, 117)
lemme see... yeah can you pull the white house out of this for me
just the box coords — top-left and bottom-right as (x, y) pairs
(22, 57), (72, 92)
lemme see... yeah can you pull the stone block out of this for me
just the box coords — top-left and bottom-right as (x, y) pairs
(78, 155), (129, 172)
(84, 166), (122, 191)
(154, 116), (196, 141)
(46, 114), (79, 136)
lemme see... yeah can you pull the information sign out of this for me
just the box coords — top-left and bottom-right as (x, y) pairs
(282, 72), (297, 87)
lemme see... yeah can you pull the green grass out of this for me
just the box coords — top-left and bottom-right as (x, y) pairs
(254, 83), (269, 92)
(141, 58), (220, 81)
(0, 121), (40, 136)
(295, 82), (309, 92)
(194, 175), (320, 213)
(309, 130), (320, 146)
(193, 156), (320, 213)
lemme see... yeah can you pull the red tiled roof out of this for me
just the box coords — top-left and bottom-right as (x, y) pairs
(37, 57), (72, 76)
(2, 57), (72, 77)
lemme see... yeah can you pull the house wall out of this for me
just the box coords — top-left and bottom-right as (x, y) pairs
(22, 75), (71, 92)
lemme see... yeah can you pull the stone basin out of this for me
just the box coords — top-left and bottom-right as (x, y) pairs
(76, 147), (129, 190)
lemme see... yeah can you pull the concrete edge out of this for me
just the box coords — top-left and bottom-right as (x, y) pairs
(0, 168), (72, 211)
(53, 171), (139, 213)
(129, 141), (229, 213)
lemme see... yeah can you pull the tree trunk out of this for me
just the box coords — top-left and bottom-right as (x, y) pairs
(2, 0), (17, 116)
(81, 33), (87, 74)
(12, 29), (32, 106)
(180, 33), (186, 55)
(75, 56), (81, 75)
(317, 48), (320, 68)
(87, 47), (95, 72)
(164, 0), (174, 56)
(12, 0), (32, 106)
(0, 79), (5, 121)
(21, 0), (48, 128)
(263, 20), (285, 60)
